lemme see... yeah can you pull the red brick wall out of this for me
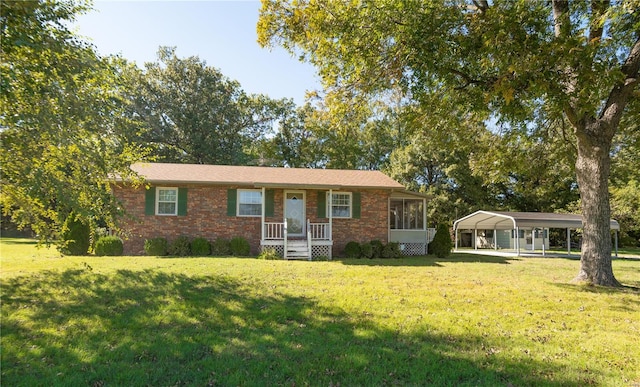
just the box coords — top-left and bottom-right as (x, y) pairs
(113, 185), (390, 256)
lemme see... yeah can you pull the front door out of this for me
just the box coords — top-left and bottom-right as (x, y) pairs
(285, 191), (305, 237)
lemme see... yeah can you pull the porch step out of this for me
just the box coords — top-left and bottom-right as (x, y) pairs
(285, 240), (310, 260)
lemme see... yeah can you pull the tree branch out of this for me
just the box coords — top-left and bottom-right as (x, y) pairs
(599, 36), (640, 130)
(471, 0), (489, 14)
(588, 0), (609, 44)
(552, 0), (571, 38)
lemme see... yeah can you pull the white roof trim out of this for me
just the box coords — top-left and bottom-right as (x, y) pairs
(454, 210), (620, 231)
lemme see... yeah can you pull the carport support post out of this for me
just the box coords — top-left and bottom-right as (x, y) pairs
(615, 231), (618, 258)
(494, 228), (497, 250)
(566, 228), (571, 255)
(515, 227), (520, 256)
(454, 227), (458, 251)
(474, 228), (478, 250)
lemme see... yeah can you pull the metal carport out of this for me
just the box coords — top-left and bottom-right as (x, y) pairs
(453, 210), (620, 257)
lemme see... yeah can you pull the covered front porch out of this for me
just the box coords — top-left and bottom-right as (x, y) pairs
(257, 187), (336, 260)
(261, 219), (333, 260)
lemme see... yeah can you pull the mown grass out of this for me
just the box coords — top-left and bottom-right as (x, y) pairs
(1, 238), (639, 386)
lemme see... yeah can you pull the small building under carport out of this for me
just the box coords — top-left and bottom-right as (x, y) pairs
(453, 210), (620, 257)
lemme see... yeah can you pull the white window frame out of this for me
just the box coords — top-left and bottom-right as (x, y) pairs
(327, 192), (352, 219)
(237, 189), (262, 217)
(156, 187), (178, 216)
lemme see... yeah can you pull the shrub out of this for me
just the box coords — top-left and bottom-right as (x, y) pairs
(94, 236), (124, 256)
(60, 213), (91, 256)
(190, 237), (211, 256)
(212, 237), (231, 256)
(168, 236), (191, 256)
(360, 242), (374, 259)
(370, 240), (384, 258)
(344, 241), (361, 258)
(144, 237), (168, 256)
(230, 236), (250, 256)
(382, 242), (402, 258)
(258, 248), (280, 260)
(430, 223), (453, 258)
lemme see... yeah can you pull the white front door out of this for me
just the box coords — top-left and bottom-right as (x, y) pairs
(285, 191), (305, 237)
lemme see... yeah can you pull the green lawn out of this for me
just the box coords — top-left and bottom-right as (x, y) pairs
(1, 238), (639, 386)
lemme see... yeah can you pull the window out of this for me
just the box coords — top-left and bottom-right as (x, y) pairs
(238, 189), (262, 216)
(156, 187), (178, 215)
(327, 192), (352, 218)
(389, 199), (424, 230)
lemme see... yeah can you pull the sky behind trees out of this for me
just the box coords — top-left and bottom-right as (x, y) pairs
(74, 0), (319, 104)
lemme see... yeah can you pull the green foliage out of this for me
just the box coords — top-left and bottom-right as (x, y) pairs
(370, 240), (384, 258)
(359, 242), (373, 259)
(0, 0), (148, 243)
(610, 180), (640, 247)
(344, 241), (361, 258)
(258, 0), (640, 285)
(212, 237), (231, 256)
(430, 224), (453, 259)
(144, 238), (167, 256)
(126, 47), (290, 165)
(59, 214), (91, 256)
(168, 236), (191, 257)
(94, 236), (124, 256)
(190, 237), (211, 256)
(229, 237), (250, 256)
(381, 242), (401, 259)
(258, 248), (281, 260)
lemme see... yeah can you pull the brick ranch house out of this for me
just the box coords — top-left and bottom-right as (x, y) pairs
(113, 162), (433, 258)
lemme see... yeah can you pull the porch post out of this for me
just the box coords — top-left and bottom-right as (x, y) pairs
(493, 228), (497, 250)
(615, 231), (618, 258)
(328, 189), (333, 241)
(261, 187), (265, 243)
(567, 228), (571, 255)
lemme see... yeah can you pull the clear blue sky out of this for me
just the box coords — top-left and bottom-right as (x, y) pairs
(73, 0), (320, 104)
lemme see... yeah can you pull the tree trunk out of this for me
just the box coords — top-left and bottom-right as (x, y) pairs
(573, 120), (620, 286)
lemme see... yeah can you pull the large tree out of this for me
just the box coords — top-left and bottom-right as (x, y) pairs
(258, 0), (640, 286)
(1, 0), (147, 242)
(126, 47), (290, 165)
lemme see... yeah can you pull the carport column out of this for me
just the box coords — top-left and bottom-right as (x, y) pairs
(454, 227), (458, 251)
(494, 227), (497, 250)
(532, 228), (535, 252)
(615, 231), (618, 258)
(566, 228), (571, 255)
(474, 228), (478, 250)
(515, 227), (520, 256)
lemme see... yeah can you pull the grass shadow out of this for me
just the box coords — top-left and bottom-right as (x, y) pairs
(339, 254), (518, 267)
(0, 268), (611, 386)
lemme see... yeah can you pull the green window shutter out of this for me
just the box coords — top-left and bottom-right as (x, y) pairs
(265, 189), (275, 217)
(317, 191), (326, 218)
(227, 189), (237, 216)
(145, 187), (156, 215)
(352, 192), (361, 219)
(178, 188), (188, 216)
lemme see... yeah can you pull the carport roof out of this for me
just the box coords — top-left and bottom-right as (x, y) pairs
(453, 210), (620, 231)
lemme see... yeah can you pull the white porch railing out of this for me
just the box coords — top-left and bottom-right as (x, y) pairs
(264, 222), (285, 240)
(263, 220), (331, 241)
(309, 222), (331, 240)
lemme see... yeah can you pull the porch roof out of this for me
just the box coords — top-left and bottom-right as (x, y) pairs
(124, 162), (405, 190)
(453, 210), (620, 231)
